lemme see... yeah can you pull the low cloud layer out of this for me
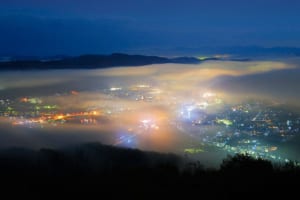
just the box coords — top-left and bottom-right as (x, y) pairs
(0, 58), (299, 165)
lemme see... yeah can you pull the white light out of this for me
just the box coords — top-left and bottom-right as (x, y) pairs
(141, 119), (150, 124)
(110, 87), (122, 91)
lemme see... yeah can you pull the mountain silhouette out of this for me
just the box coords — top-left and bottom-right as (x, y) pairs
(0, 53), (201, 70)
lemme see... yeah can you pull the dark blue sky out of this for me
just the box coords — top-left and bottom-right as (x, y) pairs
(1, 0), (300, 56)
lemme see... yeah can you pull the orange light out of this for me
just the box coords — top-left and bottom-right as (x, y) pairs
(55, 115), (64, 120)
(71, 90), (79, 95)
(20, 97), (28, 102)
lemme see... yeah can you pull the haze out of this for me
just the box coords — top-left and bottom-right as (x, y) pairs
(1, 59), (300, 166)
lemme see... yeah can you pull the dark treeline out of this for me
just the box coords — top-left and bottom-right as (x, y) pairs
(0, 143), (299, 198)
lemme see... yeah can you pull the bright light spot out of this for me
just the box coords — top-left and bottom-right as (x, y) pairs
(184, 148), (204, 154)
(55, 115), (64, 120)
(216, 119), (233, 126)
(141, 119), (150, 124)
(197, 56), (209, 60)
(110, 87), (122, 91)
(137, 84), (150, 88)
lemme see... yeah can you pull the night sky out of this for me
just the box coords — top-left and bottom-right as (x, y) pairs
(1, 0), (300, 56)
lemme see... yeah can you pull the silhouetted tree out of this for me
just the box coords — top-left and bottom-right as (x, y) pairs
(220, 153), (273, 174)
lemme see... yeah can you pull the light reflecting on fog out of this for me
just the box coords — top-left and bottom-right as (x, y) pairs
(1, 59), (300, 166)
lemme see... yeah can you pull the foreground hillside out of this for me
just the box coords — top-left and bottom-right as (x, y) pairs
(0, 143), (299, 198)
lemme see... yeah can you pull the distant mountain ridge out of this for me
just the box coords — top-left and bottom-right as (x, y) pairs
(0, 53), (201, 70)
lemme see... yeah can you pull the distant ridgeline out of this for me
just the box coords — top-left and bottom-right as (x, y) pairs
(0, 53), (206, 70)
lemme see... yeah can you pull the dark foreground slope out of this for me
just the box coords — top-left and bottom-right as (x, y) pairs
(0, 53), (201, 70)
(0, 143), (299, 198)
